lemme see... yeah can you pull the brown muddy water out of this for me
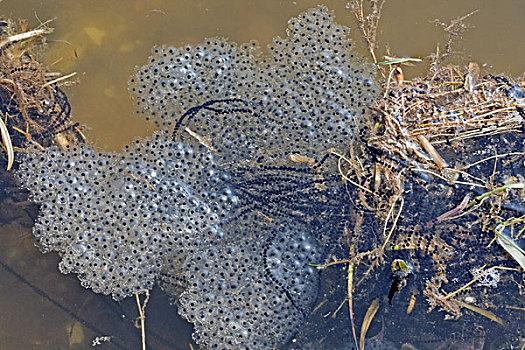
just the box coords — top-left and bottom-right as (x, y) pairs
(0, 1), (524, 349)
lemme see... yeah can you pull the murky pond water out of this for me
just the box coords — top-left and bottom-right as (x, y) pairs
(0, 1), (524, 349)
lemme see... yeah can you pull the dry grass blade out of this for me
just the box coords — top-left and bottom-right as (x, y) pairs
(505, 305), (525, 312)
(377, 57), (422, 66)
(347, 262), (359, 350)
(0, 115), (14, 170)
(434, 193), (471, 223)
(380, 195), (404, 251)
(359, 298), (380, 350)
(460, 152), (525, 170)
(455, 300), (504, 324)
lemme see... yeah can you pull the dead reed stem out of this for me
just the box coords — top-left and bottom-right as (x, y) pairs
(0, 27), (52, 50)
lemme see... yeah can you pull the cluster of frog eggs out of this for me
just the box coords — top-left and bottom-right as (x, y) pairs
(129, 5), (377, 163)
(17, 6), (378, 349)
(17, 132), (235, 298)
(174, 216), (327, 349)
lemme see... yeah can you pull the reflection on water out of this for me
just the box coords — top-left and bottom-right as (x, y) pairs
(0, 1), (524, 349)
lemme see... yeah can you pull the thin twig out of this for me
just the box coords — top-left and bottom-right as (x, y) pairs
(460, 152), (525, 170)
(312, 258), (354, 270)
(331, 298), (347, 319)
(42, 71), (77, 87)
(184, 127), (217, 152)
(380, 195), (404, 251)
(135, 290), (150, 350)
(349, 0), (387, 77)
(411, 167), (486, 188)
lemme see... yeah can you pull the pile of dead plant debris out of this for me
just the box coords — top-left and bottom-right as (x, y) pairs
(0, 18), (82, 171)
(306, 2), (525, 349)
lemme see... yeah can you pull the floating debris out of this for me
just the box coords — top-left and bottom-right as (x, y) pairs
(0, 19), (80, 169)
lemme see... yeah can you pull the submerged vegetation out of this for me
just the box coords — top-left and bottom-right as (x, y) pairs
(0, 2), (523, 349)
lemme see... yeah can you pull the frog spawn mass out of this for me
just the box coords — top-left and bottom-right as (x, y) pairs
(17, 6), (378, 349)
(17, 132), (232, 298)
(129, 5), (377, 163)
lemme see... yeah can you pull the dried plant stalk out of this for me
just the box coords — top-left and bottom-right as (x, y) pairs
(349, 0), (387, 65)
